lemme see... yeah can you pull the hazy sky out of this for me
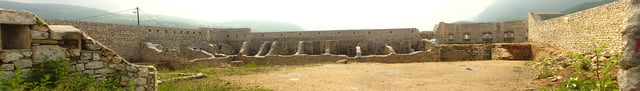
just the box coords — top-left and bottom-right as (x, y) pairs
(10, 0), (497, 31)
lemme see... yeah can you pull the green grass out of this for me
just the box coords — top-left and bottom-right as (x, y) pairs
(157, 62), (272, 91)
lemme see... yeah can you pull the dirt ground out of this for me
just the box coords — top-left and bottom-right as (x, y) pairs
(223, 60), (536, 91)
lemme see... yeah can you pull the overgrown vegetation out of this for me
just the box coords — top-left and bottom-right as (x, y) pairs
(0, 57), (127, 91)
(528, 41), (619, 90)
(157, 62), (272, 91)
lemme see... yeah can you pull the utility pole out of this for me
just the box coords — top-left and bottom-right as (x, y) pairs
(136, 7), (140, 26)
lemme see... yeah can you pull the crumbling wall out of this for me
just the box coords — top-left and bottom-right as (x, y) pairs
(528, 0), (629, 53)
(491, 43), (532, 60)
(45, 19), (209, 62)
(440, 44), (492, 61)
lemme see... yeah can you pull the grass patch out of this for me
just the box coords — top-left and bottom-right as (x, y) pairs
(528, 40), (619, 90)
(0, 57), (127, 91)
(157, 62), (272, 91)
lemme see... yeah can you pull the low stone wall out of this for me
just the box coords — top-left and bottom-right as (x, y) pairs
(440, 43), (533, 61)
(240, 51), (440, 66)
(440, 44), (492, 61)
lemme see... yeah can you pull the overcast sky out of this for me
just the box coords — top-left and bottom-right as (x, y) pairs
(9, 0), (497, 31)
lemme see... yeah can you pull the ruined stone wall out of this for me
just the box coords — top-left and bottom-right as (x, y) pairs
(434, 20), (528, 44)
(528, 0), (629, 53)
(1, 25), (158, 91)
(45, 19), (209, 62)
(439, 44), (493, 61)
(439, 43), (533, 61)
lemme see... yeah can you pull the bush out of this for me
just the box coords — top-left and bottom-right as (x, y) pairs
(530, 40), (619, 90)
(0, 57), (126, 91)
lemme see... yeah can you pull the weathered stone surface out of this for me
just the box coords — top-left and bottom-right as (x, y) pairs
(134, 78), (147, 86)
(96, 68), (114, 74)
(2, 52), (23, 63)
(108, 64), (116, 68)
(1, 71), (14, 79)
(135, 86), (144, 91)
(1, 64), (14, 71)
(137, 71), (148, 77)
(49, 25), (82, 40)
(32, 45), (67, 62)
(84, 44), (102, 51)
(92, 53), (101, 61)
(30, 24), (49, 31)
(115, 64), (126, 70)
(31, 30), (49, 40)
(111, 56), (123, 64)
(127, 66), (138, 72)
(0, 9), (37, 24)
(31, 40), (61, 45)
(81, 52), (92, 60)
(69, 48), (80, 57)
(85, 61), (105, 69)
(78, 60), (90, 64)
(83, 70), (94, 75)
(74, 64), (85, 71)
(14, 58), (32, 68)
(619, 66), (640, 90)
(20, 51), (32, 57)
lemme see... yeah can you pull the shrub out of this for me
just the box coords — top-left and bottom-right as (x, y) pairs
(0, 57), (126, 90)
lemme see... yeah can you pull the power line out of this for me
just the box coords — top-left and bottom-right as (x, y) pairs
(71, 8), (136, 20)
(138, 8), (164, 26)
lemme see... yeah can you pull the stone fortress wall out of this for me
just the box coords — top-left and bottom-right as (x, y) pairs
(0, 10), (157, 91)
(434, 20), (529, 44)
(45, 19), (446, 70)
(528, 0), (629, 53)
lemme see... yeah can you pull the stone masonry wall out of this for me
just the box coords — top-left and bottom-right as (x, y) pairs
(45, 19), (209, 63)
(528, 0), (629, 53)
(434, 20), (528, 44)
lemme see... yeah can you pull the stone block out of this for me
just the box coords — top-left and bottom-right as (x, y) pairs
(96, 68), (114, 74)
(134, 78), (147, 86)
(92, 53), (101, 61)
(135, 86), (144, 91)
(74, 64), (85, 71)
(1, 71), (14, 79)
(137, 71), (148, 77)
(2, 52), (23, 63)
(49, 25), (82, 40)
(31, 40), (61, 45)
(31, 30), (49, 40)
(127, 66), (138, 72)
(83, 70), (94, 75)
(111, 56), (123, 64)
(69, 48), (80, 57)
(0, 10), (37, 24)
(81, 52), (92, 60)
(14, 58), (32, 68)
(115, 64), (125, 70)
(84, 44), (102, 51)
(20, 51), (32, 57)
(108, 64), (116, 68)
(1, 64), (14, 71)
(32, 45), (67, 62)
(85, 61), (105, 70)
(30, 24), (50, 31)
(78, 60), (90, 64)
